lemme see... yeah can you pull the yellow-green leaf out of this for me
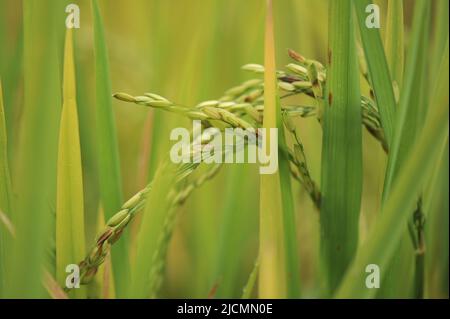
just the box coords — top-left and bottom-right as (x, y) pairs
(56, 28), (86, 299)
(259, 0), (288, 298)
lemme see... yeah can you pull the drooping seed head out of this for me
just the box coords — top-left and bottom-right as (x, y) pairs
(144, 93), (171, 102)
(196, 100), (220, 108)
(242, 64), (265, 73)
(113, 92), (136, 102)
(278, 82), (296, 92)
(286, 63), (308, 76)
(106, 209), (129, 227)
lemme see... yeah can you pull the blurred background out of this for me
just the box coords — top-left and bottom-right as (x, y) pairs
(0, 0), (447, 298)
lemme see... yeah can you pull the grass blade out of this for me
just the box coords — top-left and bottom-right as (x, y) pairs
(258, 0), (287, 298)
(241, 258), (259, 299)
(354, 0), (397, 148)
(383, 0), (431, 203)
(129, 162), (177, 298)
(8, 0), (61, 297)
(91, 0), (129, 296)
(431, 0), (449, 75)
(56, 29), (86, 299)
(0, 79), (13, 297)
(321, 0), (363, 293)
(377, 0), (431, 298)
(335, 43), (449, 298)
(384, 0), (404, 91)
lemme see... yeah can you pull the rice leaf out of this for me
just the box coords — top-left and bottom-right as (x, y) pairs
(321, 0), (363, 293)
(129, 161), (177, 298)
(56, 29), (86, 299)
(354, 0), (397, 148)
(258, 0), (287, 298)
(91, 0), (129, 296)
(384, 0), (404, 91)
(383, 0), (431, 203)
(8, 0), (62, 297)
(431, 0), (449, 75)
(425, 140), (449, 297)
(377, 0), (431, 298)
(335, 43), (449, 298)
(241, 258), (259, 299)
(212, 165), (258, 298)
(0, 79), (13, 297)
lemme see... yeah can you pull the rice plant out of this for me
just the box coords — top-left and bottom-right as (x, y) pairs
(0, 0), (448, 299)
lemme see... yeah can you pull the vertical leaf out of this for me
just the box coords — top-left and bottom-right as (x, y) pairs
(321, 0), (362, 293)
(335, 43), (449, 298)
(91, 0), (129, 296)
(377, 0), (431, 298)
(0, 79), (13, 297)
(129, 162), (177, 298)
(8, 0), (61, 298)
(384, 0), (404, 91)
(56, 29), (86, 299)
(258, 0), (300, 298)
(431, 0), (449, 75)
(383, 0), (431, 202)
(354, 0), (397, 148)
(258, 0), (287, 298)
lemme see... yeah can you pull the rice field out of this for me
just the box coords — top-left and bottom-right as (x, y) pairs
(0, 0), (448, 299)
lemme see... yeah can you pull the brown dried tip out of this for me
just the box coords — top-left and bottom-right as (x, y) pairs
(288, 49), (305, 63)
(96, 227), (113, 245)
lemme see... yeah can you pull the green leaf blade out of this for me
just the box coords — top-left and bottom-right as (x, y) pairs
(321, 0), (363, 293)
(0, 79), (13, 297)
(8, 0), (62, 298)
(384, 0), (404, 91)
(335, 42), (449, 298)
(354, 0), (397, 149)
(91, 0), (129, 296)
